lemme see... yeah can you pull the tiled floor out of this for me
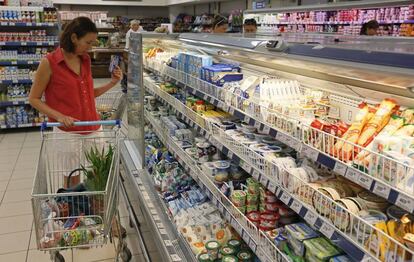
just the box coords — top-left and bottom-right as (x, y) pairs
(0, 129), (153, 262)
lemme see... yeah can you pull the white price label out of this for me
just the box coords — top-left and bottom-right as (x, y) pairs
(254, 121), (261, 129)
(213, 197), (219, 206)
(240, 161), (251, 172)
(244, 116), (251, 123)
(268, 182), (277, 194)
(231, 219), (242, 233)
(13, 101), (18, 105)
(333, 162), (348, 176)
(229, 107), (235, 115)
(228, 151), (234, 159)
(345, 168), (359, 183)
(396, 194), (414, 213)
(358, 174), (373, 189)
(11, 61), (17, 65)
(218, 101), (225, 108)
(0, 42), (5, 45)
(171, 254), (182, 262)
(260, 175), (268, 186)
(242, 231), (250, 244)
(164, 240), (173, 246)
(223, 104), (230, 112)
(28, 61), (33, 65)
(27, 22), (33, 26)
(252, 170), (260, 180)
(304, 210), (318, 226)
(302, 145), (319, 162)
(203, 94), (209, 100)
(276, 132), (285, 142)
(225, 210), (232, 221)
(0, 22), (6, 26)
(373, 183), (391, 200)
(157, 223), (164, 229)
(290, 200), (302, 213)
(36, 42), (42, 46)
(262, 125), (271, 135)
(280, 192), (290, 204)
(248, 239), (257, 252)
(153, 215), (161, 221)
(159, 228), (168, 235)
(320, 222), (335, 239)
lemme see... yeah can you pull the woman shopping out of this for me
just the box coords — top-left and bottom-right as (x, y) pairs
(29, 16), (122, 131)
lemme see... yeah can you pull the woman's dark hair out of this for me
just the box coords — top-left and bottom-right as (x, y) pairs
(60, 17), (98, 53)
(244, 19), (257, 27)
(360, 20), (379, 35)
(212, 15), (228, 29)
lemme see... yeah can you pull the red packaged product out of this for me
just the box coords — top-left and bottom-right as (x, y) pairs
(247, 211), (261, 227)
(260, 212), (280, 228)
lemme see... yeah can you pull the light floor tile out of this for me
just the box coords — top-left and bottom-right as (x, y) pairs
(27, 249), (72, 262)
(22, 141), (42, 148)
(72, 243), (116, 262)
(0, 163), (16, 172)
(11, 168), (35, 180)
(0, 171), (12, 182)
(0, 181), (8, 192)
(0, 201), (32, 218)
(6, 178), (34, 190)
(13, 162), (37, 171)
(141, 231), (157, 252)
(0, 215), (32, 235)
(0, 251), (27, 261)
(2, 188), (32, 203)
(0, 231), (31, 254)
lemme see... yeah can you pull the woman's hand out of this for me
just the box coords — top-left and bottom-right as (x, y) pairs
(57, 115), (79, 128)
(110, 66), (122, 85)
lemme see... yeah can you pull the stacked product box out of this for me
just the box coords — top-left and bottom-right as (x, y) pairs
(176, 52), (213, 79)
(201, 63), (243, 87)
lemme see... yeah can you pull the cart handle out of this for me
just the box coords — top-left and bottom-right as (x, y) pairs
(41, 120), (121, 130)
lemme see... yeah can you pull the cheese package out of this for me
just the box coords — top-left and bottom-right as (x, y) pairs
(285, 223), (319, 256)
(303, 237), (342, 261)
(333, 103), (374, 161)
(357, 99), (398, 148)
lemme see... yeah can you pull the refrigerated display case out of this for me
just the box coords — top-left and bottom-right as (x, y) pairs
(121, 32), (414, 262)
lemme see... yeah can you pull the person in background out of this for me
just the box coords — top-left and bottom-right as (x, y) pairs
(243, 18), (257, 33)
(125, 19), (144, 49)
(212, 15), (228, 33)
(360, 20), (379, 36)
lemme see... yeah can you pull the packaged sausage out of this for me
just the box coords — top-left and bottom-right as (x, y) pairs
(357, 99), (398, 148)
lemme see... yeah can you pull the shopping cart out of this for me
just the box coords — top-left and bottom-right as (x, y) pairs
(96, 90), (126, 122)
(31, 120), (131, 262)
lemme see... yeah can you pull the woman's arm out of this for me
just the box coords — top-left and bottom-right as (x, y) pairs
(28, 58), (78, 127)
(94, 65), (122, 97)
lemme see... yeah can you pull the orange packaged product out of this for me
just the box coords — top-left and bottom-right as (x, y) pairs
(357, 99), (399, 148)
(332, 103), (374, 161)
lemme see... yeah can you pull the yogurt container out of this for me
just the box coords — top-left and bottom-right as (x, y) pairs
(231, 190), (247, 207)
(206, 240), (220, 260)
(220, 246), (236, 257)
(247, 211), (261, 227)
(222, 255), (239, 262)
(330, 197), (363, 231)
(198, 253), (212, 262)
(260, 212), (280, 229)
(237, 250), (253, 262)
(357, 191), (389, 212)
(227, 239), (241, 253)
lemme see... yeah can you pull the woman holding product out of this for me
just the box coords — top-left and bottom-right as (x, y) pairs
(29, 16), (122, 131)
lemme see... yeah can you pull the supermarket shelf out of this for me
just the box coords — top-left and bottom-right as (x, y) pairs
(0, 122), (42, 129)
(0, 60), (39, 66)
(144, 75), (414, 262)
(0, 41), (58, 47)
(145, 61), (414, 215)
(0, 99), (29, 106)
(120, 141), (193, 262)
(144, 109), (289, 262)
(0, 79), (32, 84)
(0, 21), (58, 27)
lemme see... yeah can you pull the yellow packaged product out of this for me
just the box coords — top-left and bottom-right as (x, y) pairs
(357, 99), (398, 148)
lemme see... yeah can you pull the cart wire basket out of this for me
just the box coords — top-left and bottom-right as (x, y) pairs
(96, 90), (126, 122)
(31, 120), (128, 261)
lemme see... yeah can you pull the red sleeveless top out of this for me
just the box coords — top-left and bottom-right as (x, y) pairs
(45, 48), (99, 132)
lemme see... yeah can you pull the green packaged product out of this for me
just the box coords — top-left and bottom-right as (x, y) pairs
(198, 253), (212, 262)
(246, 193), (259, 206)
(227, 239), (241, 253)
(246, 178), (259, 194)
(222, 255), (239, 262)
(206, 240), (220, 260)
(220, 246), (236, 256)
(304, 237), (341, 261)
(237, 250), (253, 262)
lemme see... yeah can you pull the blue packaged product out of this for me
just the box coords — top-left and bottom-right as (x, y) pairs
(285, 223), (319, 257)
(212, 72), (243, 87)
